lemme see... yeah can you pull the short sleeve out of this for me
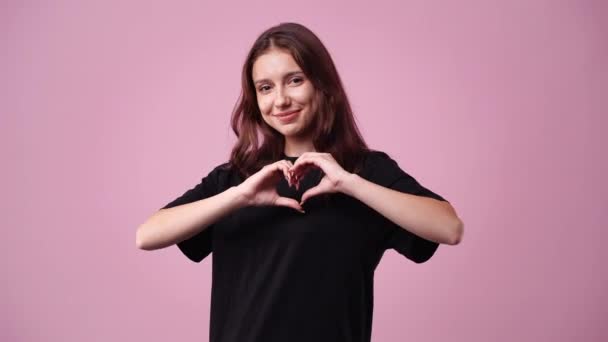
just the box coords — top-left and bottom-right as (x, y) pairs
(365, 151), (448, 263)
(160, 163), (228, 263)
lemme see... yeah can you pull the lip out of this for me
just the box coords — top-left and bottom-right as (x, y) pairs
(274, 109), (301, 117)
(273, 109), (301, 123)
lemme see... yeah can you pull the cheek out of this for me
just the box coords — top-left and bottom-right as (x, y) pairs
(294, 87), (312, 100)
(257, 96), (271, 113)
(298, 86), (316, 105)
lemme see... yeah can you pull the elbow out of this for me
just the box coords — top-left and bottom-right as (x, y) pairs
(136, 225), (150, 250)
(447, 218), (464, 245)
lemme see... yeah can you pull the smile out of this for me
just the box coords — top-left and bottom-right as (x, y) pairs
(274, 109), (301, 123)
(274, 109), (301, 117)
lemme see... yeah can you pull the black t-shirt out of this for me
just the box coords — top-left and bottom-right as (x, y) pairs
(161, 150), (448, 342)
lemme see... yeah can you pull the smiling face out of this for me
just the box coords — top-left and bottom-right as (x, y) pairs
(252, 48), (317, 141)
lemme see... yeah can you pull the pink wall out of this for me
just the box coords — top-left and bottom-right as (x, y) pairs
(2, 0), (606, 341)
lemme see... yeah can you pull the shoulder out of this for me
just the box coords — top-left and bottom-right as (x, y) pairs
(361, 149), (448, 202)
(360, 149), (401, 173)
(362, 149), (393, 164)
(358, 149), (411, 186)
(206, 161), (234, 180)
(210, 161), (232, 174)
(205, 161), (245, 189)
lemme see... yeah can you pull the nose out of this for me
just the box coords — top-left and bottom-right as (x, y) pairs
(274, 87), (290, 108)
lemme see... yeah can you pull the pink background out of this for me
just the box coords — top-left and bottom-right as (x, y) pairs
(2, 0), (607, 341)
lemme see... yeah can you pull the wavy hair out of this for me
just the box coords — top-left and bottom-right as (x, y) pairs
(229, 22), (370, 178)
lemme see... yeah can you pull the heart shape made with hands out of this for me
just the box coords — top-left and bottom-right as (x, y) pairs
(278, 152), (346, 206)
(286, 163), (321, 191)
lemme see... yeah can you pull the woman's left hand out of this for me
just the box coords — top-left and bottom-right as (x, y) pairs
(288, 152), (352, 205)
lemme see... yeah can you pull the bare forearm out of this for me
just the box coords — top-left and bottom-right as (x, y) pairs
(339, 174), (463, 245)
(136, 186), (248, 250)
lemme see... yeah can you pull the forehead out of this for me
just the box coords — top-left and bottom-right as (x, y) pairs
(252, 49), (302, 82)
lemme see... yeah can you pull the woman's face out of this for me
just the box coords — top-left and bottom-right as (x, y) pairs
(252, 48), (316, 140)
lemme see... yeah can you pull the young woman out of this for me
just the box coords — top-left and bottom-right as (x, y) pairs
(137, 22), (463, 342)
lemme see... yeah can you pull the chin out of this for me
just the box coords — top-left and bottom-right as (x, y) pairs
(277, 127), (300, 137)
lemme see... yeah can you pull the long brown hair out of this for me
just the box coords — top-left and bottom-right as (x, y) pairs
(229, 22), (370, 179)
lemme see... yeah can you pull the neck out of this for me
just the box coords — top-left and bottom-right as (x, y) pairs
(284, 136), (315, 157)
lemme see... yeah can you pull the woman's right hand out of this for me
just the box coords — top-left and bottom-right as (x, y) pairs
(236, 160), (305, 213)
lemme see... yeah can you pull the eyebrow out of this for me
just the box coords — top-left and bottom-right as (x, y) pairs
(253, 71), (304, 85)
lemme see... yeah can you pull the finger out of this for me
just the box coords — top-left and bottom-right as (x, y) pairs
(292, 162), (315, 182)
(275, 196), (305, 213)
(272, 160), (292, 186)
(285, 160), (295, 185)
(291, 156), (320, 177)
(293, 166), (311, 190)
(295, 164), (319, 188)
(278, 160), (292, 186)
(300, 185), (325, 205)
(293, 166), (315, 191)
(268, 164), (285, 183)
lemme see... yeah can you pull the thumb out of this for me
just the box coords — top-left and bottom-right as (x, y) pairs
(275, 196), (306, 213)
(300, 185), (324, 205)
